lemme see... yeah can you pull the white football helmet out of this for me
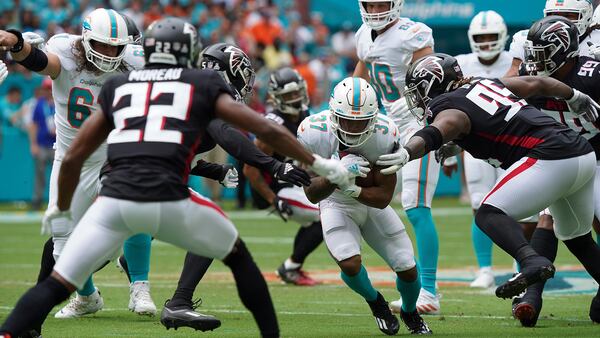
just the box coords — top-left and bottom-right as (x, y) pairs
(468, 11), (508, 61)
(544, 0), (593, 37)
(329, 77), (379, 147)
(358, 0), (403, 31)
(82, 8), (132, 72)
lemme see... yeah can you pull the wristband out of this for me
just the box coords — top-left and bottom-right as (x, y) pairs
(6, 29), (24, 53)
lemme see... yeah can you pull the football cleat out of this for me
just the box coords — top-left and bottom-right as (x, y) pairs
(129, 281), (157, 316)
(512, 293), (543, 327)
(160, 299), (221, 331)
(276, 263), (319, 286)
(589, 291), (600, 323)
(366, 292), (400, 335)
(400, 308), (433, 334)
(390, 289), (441, 315)
(470, 267), (495, 288)
(55, 288), (104, 318)
(495, 257), (555, 299)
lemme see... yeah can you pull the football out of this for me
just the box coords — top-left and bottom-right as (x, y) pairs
(355, 164), (377, 187)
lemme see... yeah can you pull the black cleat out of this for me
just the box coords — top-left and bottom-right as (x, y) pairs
(18, 329), (42, 338)
(366, 292), (400, 335)
(400, 309), (432, 335)
(590, 292), (600, 323)
(495, 258), (555, 299)
(512, 293), (543, 327)
(160, 299), (221, 332)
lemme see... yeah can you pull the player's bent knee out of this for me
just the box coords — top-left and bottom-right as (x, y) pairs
(50, 270), (77, 293)
(537, 214), (555, 231)
(475, 204), (505, 230)
(337, 255), (362, 276)
(396, 266), (418, 283)
(222, 238), (251, 267)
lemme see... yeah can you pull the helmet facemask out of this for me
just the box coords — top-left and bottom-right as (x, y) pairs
(82, 37), (128, 72)
(270, 81), (309, 116)
(358, 0), (403, 31)
(330, 112), (377, 147)
(404, 81), (432, 124)
(523, 41), (559, 76)
(470, 34), (505, 60)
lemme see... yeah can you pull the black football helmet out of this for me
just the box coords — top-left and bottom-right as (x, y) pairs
(524, 16), (579, 76)
(143, 17), (200, 68)
(268, 67), (309, 115)
(405, 53), (463, 122)
(198, 43), (256, 103)
(121, 13), (142, 45)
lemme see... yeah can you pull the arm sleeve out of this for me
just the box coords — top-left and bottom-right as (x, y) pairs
(206, 118), (280, 173)
(98, 79), (115, 128)
(190, 159), (226, 180)
(204, 70), (235, 118)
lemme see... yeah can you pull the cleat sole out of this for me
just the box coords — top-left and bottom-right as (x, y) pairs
(160, 317), (221, 332)
(513, 303), (538, 327)
(495, 265), (555, 299)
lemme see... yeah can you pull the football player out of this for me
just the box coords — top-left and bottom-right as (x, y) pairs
(0, 8), (154, 325)
(511, 16), (600, 327)
(244, 67), (323, 286)
(353, 0), (442, 314)
(400, 53), (600, 320)
(505, 0), (599, 76)
(299, 77), (432, 335)
(0, 17), (349, 338)
(455, 10), (513, 289)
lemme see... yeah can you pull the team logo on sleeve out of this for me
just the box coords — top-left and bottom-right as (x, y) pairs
(413, 56), (444, 83)
(541, 21), (571, 51)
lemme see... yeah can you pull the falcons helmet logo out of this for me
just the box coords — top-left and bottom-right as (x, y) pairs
(413, 56), (444, 83)
(225, 45), (252, 79)
(541, 21), (571, 51)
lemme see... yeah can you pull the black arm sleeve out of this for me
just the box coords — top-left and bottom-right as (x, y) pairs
(190, 159), (226, 180)
(206, 118), (280, 174)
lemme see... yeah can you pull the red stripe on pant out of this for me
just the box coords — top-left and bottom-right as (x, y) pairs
(281, 197), (319, 211)
(188, 189), (228, 218)
(482, 157), (537, 204)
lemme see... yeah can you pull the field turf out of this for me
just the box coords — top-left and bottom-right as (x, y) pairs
(0, 198), (598, 337)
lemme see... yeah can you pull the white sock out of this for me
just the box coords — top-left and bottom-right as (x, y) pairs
(284, 258), (301, 270)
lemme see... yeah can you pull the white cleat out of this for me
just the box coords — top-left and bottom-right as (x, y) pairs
(390, 288), (441, 315)
(129, 281), (157, 316)
(470, 267), (495, 289)
(55, 288), (104, 318)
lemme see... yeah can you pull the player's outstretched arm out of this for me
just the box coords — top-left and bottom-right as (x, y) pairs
(244, 163), (277, 204)
(0, 30), (61, 78)
(353, 60), (370, 81)
(404, 109), (471, 161)
(504, 58), (522, 77)
(500, 76), (574, 99)
(57, 112), (111, 211)
(215, 94), (315, 166)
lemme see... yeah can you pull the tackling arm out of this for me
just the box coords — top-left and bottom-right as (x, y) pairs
(243, 139), (277, 204)
(58, 112), (111, 211)
(0, 30), (61, 78)
(500, 76), (574, 99)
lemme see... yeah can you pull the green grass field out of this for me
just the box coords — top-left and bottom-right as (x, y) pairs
(0, 198), (598, 337)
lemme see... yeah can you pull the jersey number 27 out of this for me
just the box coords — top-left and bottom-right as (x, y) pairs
(107, 81), (192, 145)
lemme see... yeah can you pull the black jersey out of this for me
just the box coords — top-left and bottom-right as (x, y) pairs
(428, 78), (592, 169)
(521, 57), (600, 158)
(261, 109), (308, 192)
(98, 67), (233, 201)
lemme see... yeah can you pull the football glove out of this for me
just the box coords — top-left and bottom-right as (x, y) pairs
(271, 196), (293, 222)
(435, 142), (462, 165)
(41, 205), (73, 236)
(310, 154), (351, 187)
(339, 177), (362, 198)
(376, 146), (410, 175)
(273, 161), (311, 187)
(0, 60), (7, 86)
(219, 164), (238, 188)
(340, 154), (370, 178)
(566, 88), (600, 123)
(23, 31), (45, 47)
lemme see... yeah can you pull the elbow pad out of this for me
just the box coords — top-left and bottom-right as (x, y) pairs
(413, 125), (443, 153)
(17, 47), (48, 72)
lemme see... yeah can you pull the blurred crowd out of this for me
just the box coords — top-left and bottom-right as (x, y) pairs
(0, 0), (360, 206)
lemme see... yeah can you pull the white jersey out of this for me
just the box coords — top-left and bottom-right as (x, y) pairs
(508, 28), (600, 61)
(455, 51), (512, 78)
(45, 33), (145, 163)
(355, 18), (434, 125)
(297, 110), (400, 203)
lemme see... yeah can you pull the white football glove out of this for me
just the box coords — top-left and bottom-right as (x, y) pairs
(0, 60), (7, 86)
(41, 205), (73, 236)
(376, 146), (410, 175)
(339, 178), (362, 198)
(219, 165), (239, 188)
(566, 88), (600, 123)
(310, 154), (350, 187)
(23, 31), (45, 47)
(588, 41), (600, 61)
(340, 154), (371, 178)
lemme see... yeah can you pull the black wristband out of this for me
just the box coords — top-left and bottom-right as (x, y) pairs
(413, 125), (443, 153)
(6, 29), (24, 53)
(17, 46), (48, 72)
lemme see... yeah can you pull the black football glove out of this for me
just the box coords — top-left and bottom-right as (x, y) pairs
(273, 161), (311, 187)
(272, 196), (293, 222)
